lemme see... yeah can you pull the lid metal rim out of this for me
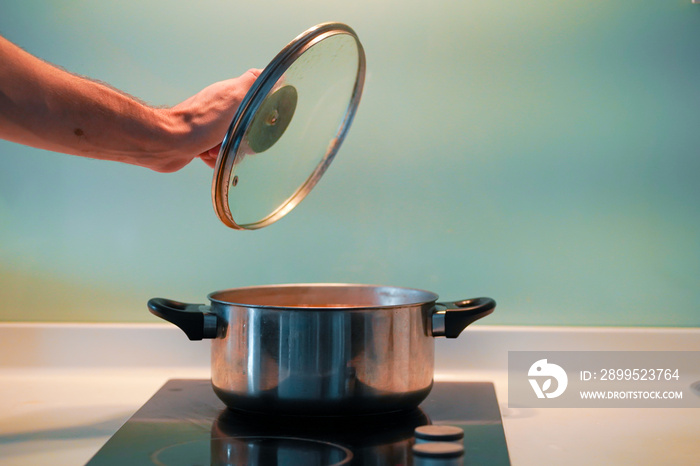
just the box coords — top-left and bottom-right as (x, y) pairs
(212, 22), (366, 230)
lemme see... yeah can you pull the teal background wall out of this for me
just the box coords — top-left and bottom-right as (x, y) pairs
(1, 1), (698, 326)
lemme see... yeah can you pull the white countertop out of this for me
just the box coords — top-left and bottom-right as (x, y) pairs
(0, 323), (698, 465)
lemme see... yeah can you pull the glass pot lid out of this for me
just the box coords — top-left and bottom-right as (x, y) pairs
(212, 22), (366, 230)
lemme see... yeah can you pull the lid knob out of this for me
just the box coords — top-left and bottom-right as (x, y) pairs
(246, 85), (298, 153)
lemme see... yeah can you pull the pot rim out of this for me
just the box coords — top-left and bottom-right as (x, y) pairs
(207, 283), (439, 311)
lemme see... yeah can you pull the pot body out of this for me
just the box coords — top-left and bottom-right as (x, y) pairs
(210, 285), (435, 415)
(148, 283), (495, 416)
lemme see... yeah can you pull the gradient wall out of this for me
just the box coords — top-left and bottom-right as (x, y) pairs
(1, 1), (698, 325)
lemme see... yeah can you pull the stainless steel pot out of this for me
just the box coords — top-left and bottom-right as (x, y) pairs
(148, 284), (495, 416)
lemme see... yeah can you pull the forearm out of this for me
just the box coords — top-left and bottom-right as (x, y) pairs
(1, 35), (260, 172)
(0, 36), (186, 171)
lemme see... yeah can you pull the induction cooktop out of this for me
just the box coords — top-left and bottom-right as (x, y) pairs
(86, 379), (510, 465)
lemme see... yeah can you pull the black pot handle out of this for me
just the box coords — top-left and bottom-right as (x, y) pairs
(148, 298), (219, 340)
(432, 297), (496, 338)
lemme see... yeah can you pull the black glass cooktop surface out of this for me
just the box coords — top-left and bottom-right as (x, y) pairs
(87, 379), (510, 465)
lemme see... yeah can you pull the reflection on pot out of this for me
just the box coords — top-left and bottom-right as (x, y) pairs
(210, 300), (436, 415)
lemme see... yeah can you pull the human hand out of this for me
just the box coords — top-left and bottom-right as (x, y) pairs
(159, 69), (262, 172)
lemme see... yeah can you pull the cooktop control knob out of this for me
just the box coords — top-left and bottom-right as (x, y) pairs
(414, 425), (465, 443)
(412, 441), (465, 466)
